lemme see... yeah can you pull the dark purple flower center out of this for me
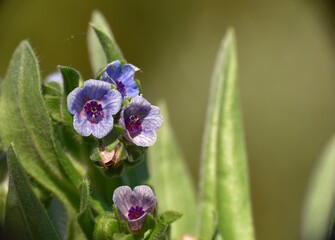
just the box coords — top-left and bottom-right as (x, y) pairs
(84, 100), (103, 121)
(115, 80), (126, 98)
(128, 206), (145, 220)
(125, 114), (142, 136)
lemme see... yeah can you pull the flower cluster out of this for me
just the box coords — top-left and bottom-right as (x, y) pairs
(67, 60), (163, 147)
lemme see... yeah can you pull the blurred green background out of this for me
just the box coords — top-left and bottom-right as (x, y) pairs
(1, 0), (335, 239)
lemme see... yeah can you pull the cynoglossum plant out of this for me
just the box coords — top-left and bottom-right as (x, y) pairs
(1, 9), (333, 240)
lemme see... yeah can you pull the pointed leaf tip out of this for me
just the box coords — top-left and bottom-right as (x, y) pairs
(87, 10), (123, 75)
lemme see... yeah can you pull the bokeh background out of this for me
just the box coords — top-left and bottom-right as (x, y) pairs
(1, 0), (335, 239)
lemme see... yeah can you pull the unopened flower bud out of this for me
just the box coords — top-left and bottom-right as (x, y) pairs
(90, 141), (125, 169)
(99, 143), (123, 168)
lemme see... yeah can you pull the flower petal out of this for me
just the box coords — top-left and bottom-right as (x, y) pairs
(141, 105), (163, 131)
(128, 212), (148, 231)
(67, 87), (84, 115)
(113, 186), (133, 218)
(102, 89), (122, 115)
(124, 82), (140, 98)
(130, 129), (157, 147)
(119, 63), (139, 83)
(90, 111), (114, 139)
(124, 96), (151, 119)
(132, 185), (157, 212)
(104, 60), (122, 82)
(73, 114), (92, 137)
(83, 79), (112, 100)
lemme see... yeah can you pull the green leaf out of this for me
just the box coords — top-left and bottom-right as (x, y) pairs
(44, 95), (63, 122)
(93, 212), (120, 240)
(148, 102), (197, 238)
(87, 10), (124, 75)
(301, 134), (335, 240)
(4, 144), (60, 240)
(56, 142), (83, 188)
(47, 197), (68, 240)
(148, 218), (168, 240)
(159, 211), (182, 225)
(198, 29), (255, 240)
(113, 233), (135, 240)
(0, 41), (80, 211)
(58, 65), (80, 96)
(78, 178), (95, 239)
(92, 26), (124, 64)
(140, 213), (156, 235)
(59, 65), (80, 126)
(43, 80), (63, 123)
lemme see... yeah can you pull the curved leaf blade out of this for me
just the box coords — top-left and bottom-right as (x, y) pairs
(148, 102), (197, 238)
(301, 134), (335, 240)
(5, 144), (60, 240)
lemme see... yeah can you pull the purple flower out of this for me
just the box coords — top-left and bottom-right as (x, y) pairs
(67, 80), (122, 139)
(102, 60), (139, 99)
(113, 185), (157, 232)
(118, 96), (163, 147)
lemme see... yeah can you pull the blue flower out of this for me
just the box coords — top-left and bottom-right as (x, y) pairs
(102, 60), (139, 99)
(118, 96), (163, 147)
(113, 185), (157, 232)
(67, 80), (122, 139)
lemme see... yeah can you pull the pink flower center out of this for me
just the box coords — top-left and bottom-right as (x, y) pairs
(125, 115), (142, 136)
(127, 206), (145, 220)
(115, 80), (126, 98)
(84, 100), (103, 121)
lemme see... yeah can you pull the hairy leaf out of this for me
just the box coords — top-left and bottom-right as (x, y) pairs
(78, 178), (95, 239)
(5, 145), (60, 240)
(0, 41), (80, 210)
(93, 212), (120, 240)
